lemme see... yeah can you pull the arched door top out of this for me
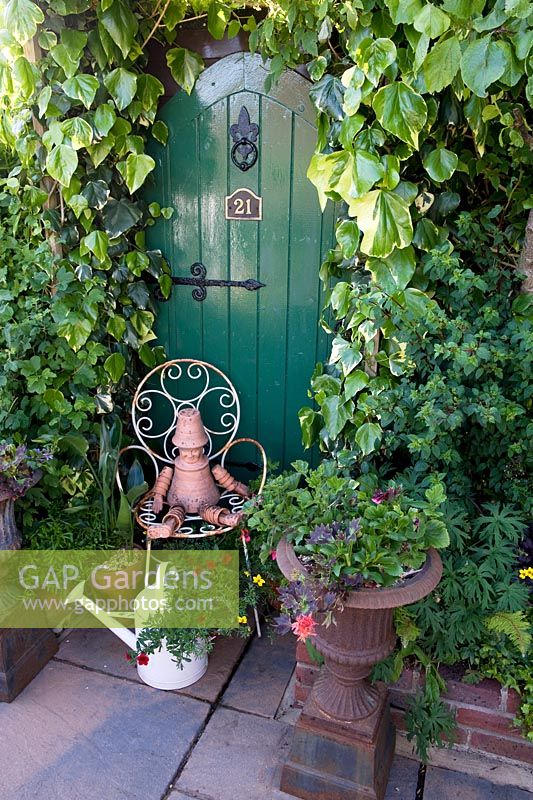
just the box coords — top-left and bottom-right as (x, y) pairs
(158, 52), (316, 127)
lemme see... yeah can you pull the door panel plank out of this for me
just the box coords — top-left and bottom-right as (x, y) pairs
(256, 96), (292, 459)
(227, 92), (260, 445)
(283, 114), (326, 464)
(198, 97), (230, 373)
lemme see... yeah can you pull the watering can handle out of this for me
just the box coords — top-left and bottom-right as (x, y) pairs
(145, 559), (169, 589)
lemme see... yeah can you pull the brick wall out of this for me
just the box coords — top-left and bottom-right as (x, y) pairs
(294, 642), (533, 767)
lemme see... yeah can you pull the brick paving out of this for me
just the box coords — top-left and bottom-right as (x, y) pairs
(0, 629), (531, 800)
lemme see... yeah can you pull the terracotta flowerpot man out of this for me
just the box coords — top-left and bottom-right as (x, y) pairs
(147, 408), (249, 538)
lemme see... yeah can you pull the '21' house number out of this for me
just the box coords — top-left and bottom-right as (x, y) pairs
(225, 188), (262, 221)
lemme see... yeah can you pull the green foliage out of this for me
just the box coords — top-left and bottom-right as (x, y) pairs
(59, 417), (148, 548)
(248, 0), (533, 756)
(24, 502), (110, 549)
(404, 669), (457, 763)
(485, 611), (531, 656)
(245, 460), (448, 589)
(133, 626), (214, 668)
(243, 460), (359, 555)
(466, 607), (533, 740)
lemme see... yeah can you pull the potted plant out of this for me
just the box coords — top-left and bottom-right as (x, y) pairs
(244, 460), (448, 722)
(0, 442), (53, 550)
(126, 627), (212, 690)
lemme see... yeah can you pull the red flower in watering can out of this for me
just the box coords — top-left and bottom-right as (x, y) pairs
(136, 653), (150, 666)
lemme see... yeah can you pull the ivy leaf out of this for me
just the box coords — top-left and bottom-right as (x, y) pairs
(423, 148), (458, 182)
(355, 422), (382, 456)
(322, 396), (351, 439)
(130, 309), (155, 339)
(67, 193), (89, 218)
(368, 246), (416, 292)
(50, 44), (79, 79)
(94, 104), (116, 136)
(117, 153), (155, 194)
(136, 74), (164, 114)
(56, 316), (93, 352)
(372, 83), (427, 148)
(80, 230), (109, 262)
(107, 316), (126, 341)
(338, 113), (365, 148)
(2, 0), (44, 44)
(102, 198), (142, 237)
(423, 36), (461, 93)
(60, 117), (93, 149)
(413, 4), (450, 39)
(310, 74), (345, 121)
(99, 0), (138, 59)
(37, 86), (52, 118)
(299, 407), (320, 449)
(384, 0), (422, 24)
(104, 352), (125, 383)
(344, 369), (369, 399)
(46, 144), (78, 187)
(336, 219), (360, 259)
(460, 36), (506, 97)
(167, 47), (204, 95)
(351, 149), (385, 197)
(329, 336), (363, 375)
(356, 37), (397, 86)
(307, 152), (346, 210)
(104, 68), (137, 111)
(13, 56), (37, 100)
(348, 189), (413, 258)
(413, 218), (443, 251)
(62, 75), (99, 109)
(401, 287), (434, 317)
(207, 0), (231, 39)
(127, 281), (150, 308)
(43, 388), (66, 412)
(151, 120), (168, 145)
(82, 179), (109, 210)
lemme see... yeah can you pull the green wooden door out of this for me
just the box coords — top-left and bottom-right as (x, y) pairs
(147, 52), (334, 468)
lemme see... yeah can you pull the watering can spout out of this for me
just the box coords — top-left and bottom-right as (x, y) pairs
(65, 581), (137, 650)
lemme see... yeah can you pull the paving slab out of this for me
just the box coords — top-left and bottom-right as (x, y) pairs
(424, 763), (533, 799)
(221, 633), (295, 718)
(57, 628), (249, 703)
(174, 705), (419, 800)
(0, 659), (209, 800)
(385, 756), (420, 797)
(175, 705), (294, 800)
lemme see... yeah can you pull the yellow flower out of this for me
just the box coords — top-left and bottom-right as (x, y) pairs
(519, 567), (533, 580)
(243, 570), (250, 577)
(253, 574), (265, 587)
(238, 615), (248, 625)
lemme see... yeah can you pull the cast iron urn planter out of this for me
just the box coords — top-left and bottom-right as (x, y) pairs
(276, 537), (443, 800)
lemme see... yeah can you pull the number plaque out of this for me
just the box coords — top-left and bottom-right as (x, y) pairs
(225, 188), (262, 221)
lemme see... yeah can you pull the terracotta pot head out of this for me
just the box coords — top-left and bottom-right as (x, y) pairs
(172, 408), (209, 450)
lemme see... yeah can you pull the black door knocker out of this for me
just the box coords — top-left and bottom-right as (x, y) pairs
(229, 106), (259, 172)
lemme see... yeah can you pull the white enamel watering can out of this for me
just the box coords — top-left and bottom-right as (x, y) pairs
(66, 561), (208, 690)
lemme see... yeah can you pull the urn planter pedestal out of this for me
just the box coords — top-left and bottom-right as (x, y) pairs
(276, 538), (443, 800)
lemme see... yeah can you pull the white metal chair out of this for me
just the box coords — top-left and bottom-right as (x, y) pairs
(117, 358), (267, 540)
